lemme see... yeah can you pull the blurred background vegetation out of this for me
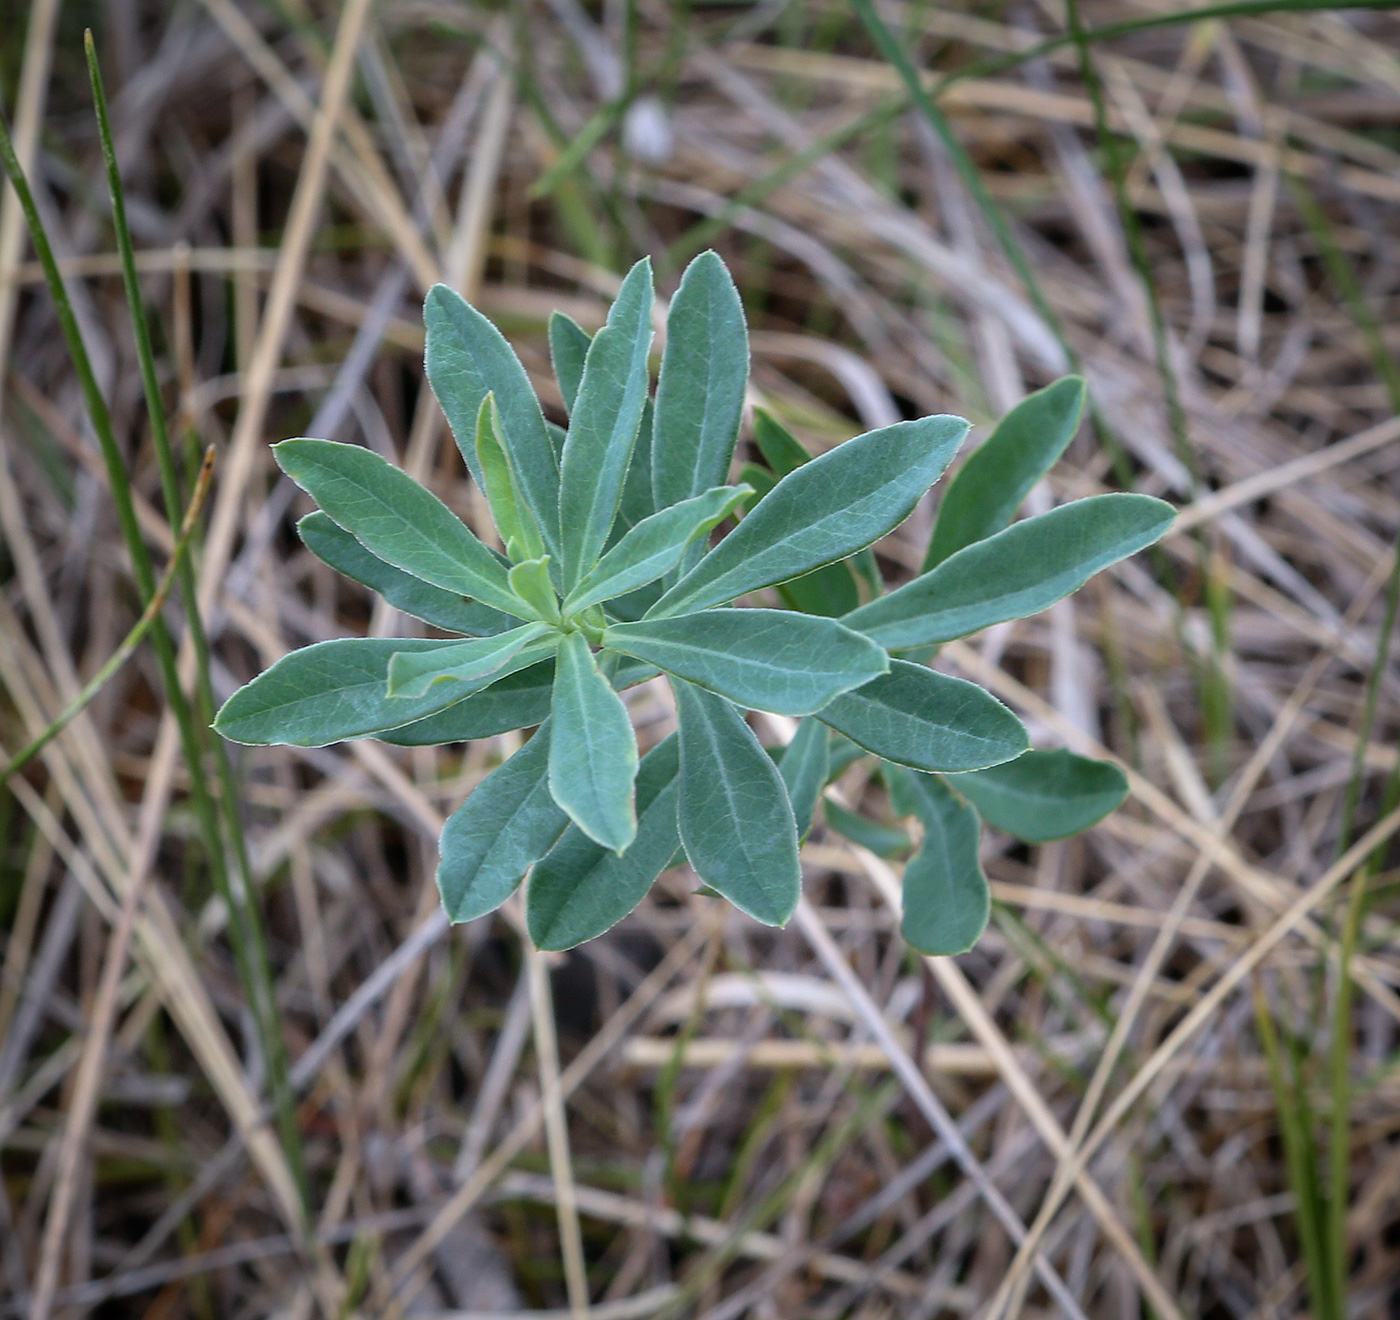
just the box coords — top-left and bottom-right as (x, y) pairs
(4, 1), (1400, 1316)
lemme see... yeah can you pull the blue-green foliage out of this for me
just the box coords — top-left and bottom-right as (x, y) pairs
(215, 255), (1171, 954)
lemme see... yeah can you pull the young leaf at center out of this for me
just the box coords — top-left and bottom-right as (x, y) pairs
(564, 484), (751, 616)
(475, 393), (545, 561)
(424, 283), (561, 555)
(548, 632), (639, 851)
(558, 258), (655, 589)
(386, 624), (555, 699)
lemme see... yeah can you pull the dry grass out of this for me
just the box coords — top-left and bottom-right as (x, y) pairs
(3, 1), (1400, 1316)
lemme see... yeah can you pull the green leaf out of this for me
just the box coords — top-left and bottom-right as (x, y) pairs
(379, 661), (556, 745)
(752, 407), (809, 477)
(888, 770), (989, 956)
(437, 721), (569, 923)
(602, 581), (665, 623)
(925, 376), (1086, 570)
(565, 485), (749, 616)
(948, 749), (1127, 843)
(475, 394), (545, 561)
(673, 682), (800, 926)
(846, 494), (1175, 650)
(604, 610), (888, 716)
(612, 400), (655, 540)
(736, 462), (776, 504)
(817, 660), (1027, 772)
(548, 311), (591, 414)
(826, 731), (868, 780)
(507, 556), (560, 624)
(651, 251), (749, 572)
(888, 770), (986, 948)
(651, 415), (969, 618)
(558, 258), (654, 589)
(425, 283), (560, 554)
(297, 511), (513, 636)
(545, 418), (566, 463)
(387, 624), (555, 698)
(378, 657), (659, 746)
(741, 419), (861, 617)
(213, 639), (515, 746)
(549, 632), (638, 850)
(527, 736), (681, 951)
(273, 438), (524, 618)
(776, 562), (861, 618)
(822, 796), (913, 859)
(779, 717), (829, 837)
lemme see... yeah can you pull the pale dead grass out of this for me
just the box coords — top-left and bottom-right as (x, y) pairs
(3, 2), (1400, 1317)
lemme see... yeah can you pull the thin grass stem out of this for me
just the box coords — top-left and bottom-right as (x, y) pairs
(1255, 982), (1337, 1320)
(1, 448), (215, 787)
(84, 30), (309, 1214)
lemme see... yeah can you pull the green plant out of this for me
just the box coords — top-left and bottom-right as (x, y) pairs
(214, 252), (1173, 953)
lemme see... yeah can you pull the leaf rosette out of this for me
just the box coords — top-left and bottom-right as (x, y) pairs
(215, 253), (1172, 953)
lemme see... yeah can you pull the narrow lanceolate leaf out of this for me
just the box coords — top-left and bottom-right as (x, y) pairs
(612, 400), (656, 544)
(476, 394), (544, 560)
(651, 415), (969, 618)
(604, 610), (888, 717)
(823, 796), (913, 860)
(674, 682), (800, 926)
(887, 769), (989, 956)
(558, 258), (654, 589)
(298, 511), (513, 636)
(776, 560), (861, 618)
(379, 657), (659, 746)
(779, 717), (829, 838)
(273, 439), (524, 618)
(548, 310), (591, 414)
(387, 624), (555, 698)
(752, 408), (810, 477)
(736, 461), (775, 506)
(948, 749), (1127, 843)
(549, 632), (638, 851)
(652, 251), (749, 567)
(925, 376), (1087, 569)
(743, 417), (861, 617)
(817, 660), (1027, 772)
(424, 283), (560, 553)
(379, 661), (556, 745)
(437, 722), (569, 923)
(507, 557), (560, 623)
(527, 737), (681, 951)
(847, 494), (1175, 650)
(565, 485), (750, 615)
(213, 639), (512, 746)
